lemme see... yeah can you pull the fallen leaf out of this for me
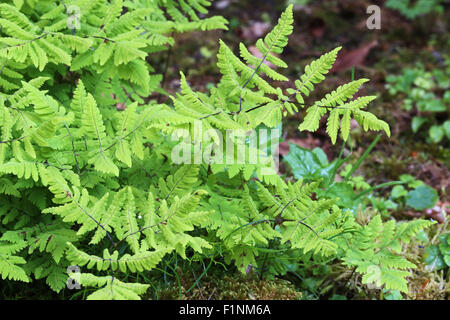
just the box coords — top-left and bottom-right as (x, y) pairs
(330, 40), (378, 73)
(278, 135), (322, 156)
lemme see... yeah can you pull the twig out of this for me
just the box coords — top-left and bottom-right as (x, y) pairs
(64, 123), (80, 175)
(158, 32), (174, 104)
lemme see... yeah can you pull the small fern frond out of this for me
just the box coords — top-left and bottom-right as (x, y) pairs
(293, 47), (341, 103)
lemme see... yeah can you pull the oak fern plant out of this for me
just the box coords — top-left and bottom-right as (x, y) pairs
(0, 3), (432, 299)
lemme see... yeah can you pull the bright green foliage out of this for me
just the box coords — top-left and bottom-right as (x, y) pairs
(200, 177), (345, 274)
(70, 272), (150, 300)
(166, 4), (389, 181)
(385, 0), (444, 19)
(0, 3), (431, 300)
(390, 175), (438, 211)
(300, 80), (390, 143)
(0, 240), (29, 282)
(65, 243), (168, 273)
(386, 63), (450, 144)
(125, 0), (228, 32)
(281, 138), (438, 295)
(0, 0), (226, 299)
(0, 0), (227, 101)
(405, 185), (439, 211)
(341, 215), (434, 293)
(212, 4), (388, 141)
(424, 234), (450, 271)
(255, 180), (341, 256)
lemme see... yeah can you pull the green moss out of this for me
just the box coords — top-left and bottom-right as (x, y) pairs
(156, 273), (302, 300)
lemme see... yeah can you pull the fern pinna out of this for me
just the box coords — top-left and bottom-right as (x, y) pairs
(0, 3), (431, 299)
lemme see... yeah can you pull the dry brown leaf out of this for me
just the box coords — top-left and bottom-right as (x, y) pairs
(330, 40), (378, 73)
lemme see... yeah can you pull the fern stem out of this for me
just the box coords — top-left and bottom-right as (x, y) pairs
(185, 258), (213, 294)
(344, 134), (381, 180)
(72, 198), (116, 247)
(158, 32), (174, 104)
(259, 239), (274, 280)
(63, 123), (80, 175)
(237, 29), (280, 114)
(223, 219), (274, 243)
(352, 180), (405, 200)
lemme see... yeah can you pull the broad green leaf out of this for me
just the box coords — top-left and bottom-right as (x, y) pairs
(424, 245), (446, 271)
(283, 143), (337, 186)
(443, 120), (450, 140)
(405, 185), (438, 210)
(429, 125), (444, 143)
(318, 182), (357, 209)
(391, 185), (407, 199)
(411, 116), (427, 133)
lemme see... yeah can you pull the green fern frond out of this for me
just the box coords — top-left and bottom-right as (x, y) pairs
(293, 47), (341, 103)
(71, 272), (150, 300)
(0, 240), (29, 282)
(342, 215), (434, 293)
(299, 80), (390, 143)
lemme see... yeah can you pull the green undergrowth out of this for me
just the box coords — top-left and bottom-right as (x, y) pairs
(155, 272), (303, 300)
(0, 1), (442, 300)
